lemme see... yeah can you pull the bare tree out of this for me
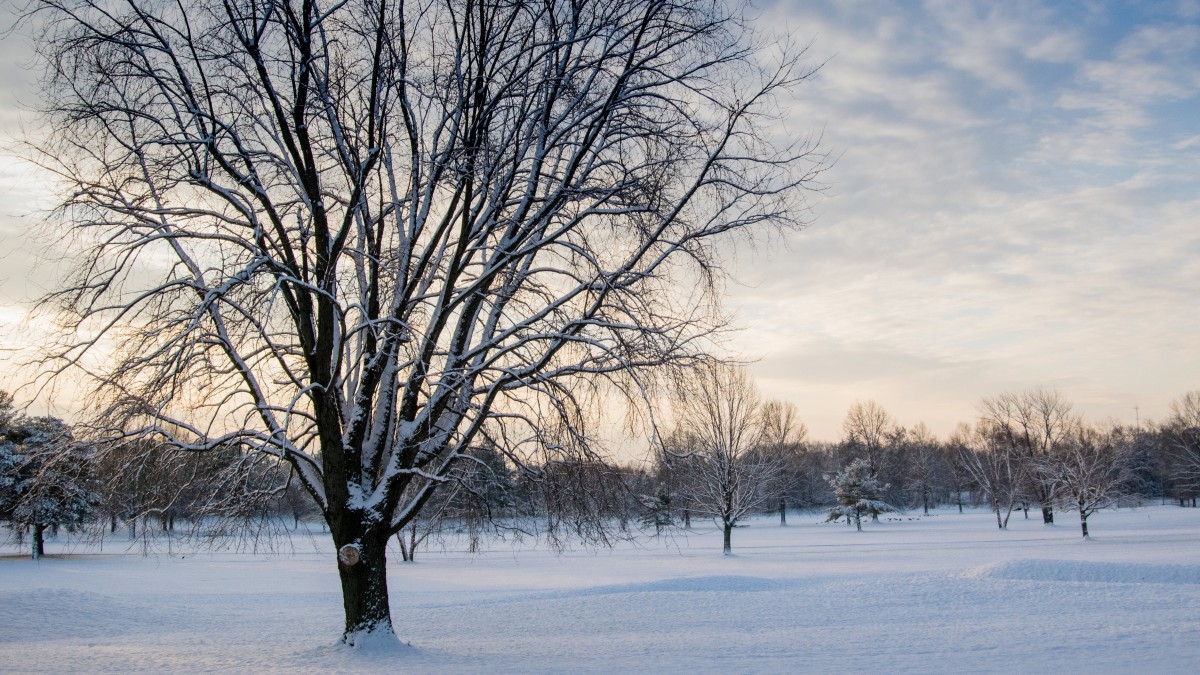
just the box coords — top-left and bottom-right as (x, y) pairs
(955, 423), (1026, 530)
(1163, 391), (1200, 503)
(1046, 423), (1131, 539)
(978, 389), (1081, 524)
(903, 422), (949, 515)
(668, 364), (779, 554)
(841, 400), (896, 475)
(757, 399), (806, 525)
(27, 0), (824, 643)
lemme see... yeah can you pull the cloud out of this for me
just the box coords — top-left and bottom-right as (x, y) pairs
(732, 0), (1200, 438)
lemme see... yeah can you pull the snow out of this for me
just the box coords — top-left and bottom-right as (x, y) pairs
(2, 505), (1199, 673)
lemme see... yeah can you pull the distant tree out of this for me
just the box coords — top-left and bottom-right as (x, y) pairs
(841, 401), (897, 475)
(1162, 391), (1200, 505)
(636, 436), (698, 533)
(825, 458), (896, 531)
(637, 489), (676, 535)
(93, 438), (286, 545)
(669, 365), (781, 554)
(1046, 423), (1131, 539)
(0, 391), (15, 432)
(757, 399), (807, 525)
(956, 423), (1027, 530)
(978, 389), (1081, 524)
(0, 413), (99, 559)
(395, 441), (517, 560)
(791, 440), (839, 508)
(944, 424), (977, 514)
(903, 422), (950, 515)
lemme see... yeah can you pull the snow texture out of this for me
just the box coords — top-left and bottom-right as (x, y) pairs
(2, 505), (1199, 673)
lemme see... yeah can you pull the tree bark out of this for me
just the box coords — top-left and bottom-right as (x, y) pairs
(723, 521), (733, 555)
(335, 530), (394, 644)
(779, 498), (787, 526)
(32, 523), (45, 560)
(1041, 504), (1054, 524)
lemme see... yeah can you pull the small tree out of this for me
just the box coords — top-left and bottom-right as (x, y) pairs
(825, 458), (896, 531)
(0, 415), (99, 559)
(637, 490), (675, 535)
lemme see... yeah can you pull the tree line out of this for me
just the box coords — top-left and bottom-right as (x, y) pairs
(627, 369), (1200, 551)
(5, 380), (1199, 559)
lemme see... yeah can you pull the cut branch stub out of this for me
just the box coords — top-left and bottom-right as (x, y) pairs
(338, 544), (362, 567)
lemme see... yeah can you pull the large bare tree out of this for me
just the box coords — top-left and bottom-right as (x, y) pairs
(27, 0), (823, 643)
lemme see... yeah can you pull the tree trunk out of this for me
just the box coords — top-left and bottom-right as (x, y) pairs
(722, 521), (733, 555)
(779, 498), (787, 526)
(1041, 504), (1054, 524)
(1080, 510), (1089, 539)
(32, 523), (45, 560)
(397, 523), (417, 563)
(336, 531), (394, 644)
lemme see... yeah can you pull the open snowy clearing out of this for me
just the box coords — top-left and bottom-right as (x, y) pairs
(2, 505), (1199, 673)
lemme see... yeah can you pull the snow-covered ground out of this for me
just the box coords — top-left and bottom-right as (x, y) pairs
(2, 505), (1199, 673)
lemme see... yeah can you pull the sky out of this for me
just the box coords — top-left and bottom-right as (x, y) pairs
(721, 0), (1200, 439)
(0, 1), (1198, 441)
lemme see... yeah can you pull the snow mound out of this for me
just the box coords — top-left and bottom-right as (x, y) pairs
(965, 560), (1200, 585)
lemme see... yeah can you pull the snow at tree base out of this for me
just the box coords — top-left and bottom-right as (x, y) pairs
(3, 505), (1199, 673)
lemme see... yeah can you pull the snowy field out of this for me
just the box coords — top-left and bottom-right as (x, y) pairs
(2, 505), (1199, 673)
